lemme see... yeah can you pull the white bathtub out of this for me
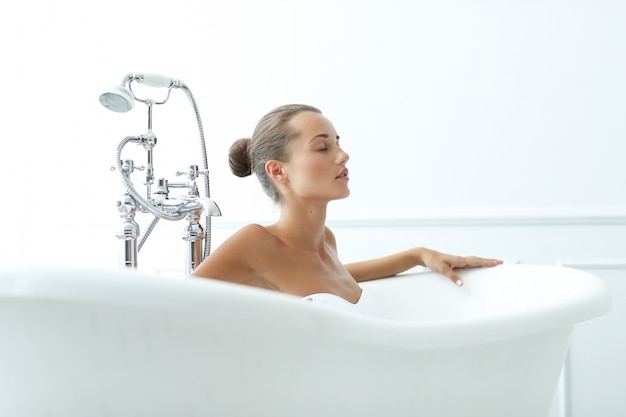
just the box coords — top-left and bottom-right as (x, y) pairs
(0, 264), (610, 417)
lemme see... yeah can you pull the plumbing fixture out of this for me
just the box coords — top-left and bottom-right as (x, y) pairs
(99, 84), (134, 113)
(101, 73), (221, 274)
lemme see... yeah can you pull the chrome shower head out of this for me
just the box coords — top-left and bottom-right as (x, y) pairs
(99, 85), (134, 112)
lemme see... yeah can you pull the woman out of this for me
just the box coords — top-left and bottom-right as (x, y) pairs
(192, 104), (501, 306)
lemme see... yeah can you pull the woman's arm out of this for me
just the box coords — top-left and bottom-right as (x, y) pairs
(345, 247), (502, 286)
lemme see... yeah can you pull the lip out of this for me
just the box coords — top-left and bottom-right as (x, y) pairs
(336, 168), (349, 180)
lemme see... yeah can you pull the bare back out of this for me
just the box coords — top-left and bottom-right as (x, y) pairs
(191, 224), (363, 303)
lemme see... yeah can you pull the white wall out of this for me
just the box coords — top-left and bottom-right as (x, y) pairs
(0, 0), (624, 270)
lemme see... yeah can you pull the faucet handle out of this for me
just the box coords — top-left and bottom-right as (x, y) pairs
(176, 165), (201, 180)
(111, 160), (145, 173)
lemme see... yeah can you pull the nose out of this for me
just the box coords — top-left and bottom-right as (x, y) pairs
(336, 147), (350, 165)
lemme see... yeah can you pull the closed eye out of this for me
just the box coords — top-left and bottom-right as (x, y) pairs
(309, 133), (340, 151)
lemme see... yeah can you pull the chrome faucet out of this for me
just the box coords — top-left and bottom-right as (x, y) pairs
(102, 73), (221, 274)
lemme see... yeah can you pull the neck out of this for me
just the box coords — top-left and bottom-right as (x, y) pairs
(273, 200), (328, 249)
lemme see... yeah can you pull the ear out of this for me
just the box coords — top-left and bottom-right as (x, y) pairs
(265, 160), (288, 183)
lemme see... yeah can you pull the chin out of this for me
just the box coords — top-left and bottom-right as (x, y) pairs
(335, 190), (350, 200)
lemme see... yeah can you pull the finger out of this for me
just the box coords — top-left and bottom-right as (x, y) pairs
(458, 257), (503, 268)
(442, 266), (464, 287)
(475, 256), (502, 264)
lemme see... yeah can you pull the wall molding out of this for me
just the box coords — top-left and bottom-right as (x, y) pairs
(213, 213), (626, 230)
(326, 214), (626, 228)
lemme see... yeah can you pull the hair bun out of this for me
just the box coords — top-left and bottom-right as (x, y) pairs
(229, 138), (253, 177)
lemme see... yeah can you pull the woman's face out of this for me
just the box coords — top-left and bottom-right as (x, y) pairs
(280, 111), (350, 202)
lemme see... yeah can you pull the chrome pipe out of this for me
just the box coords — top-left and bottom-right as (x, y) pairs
(116, 194), (140, 269)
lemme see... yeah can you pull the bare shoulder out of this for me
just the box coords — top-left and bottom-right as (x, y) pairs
(210, 223), (279, 258)
(191, 224), (279, 284)
(229, 223), (276, 244)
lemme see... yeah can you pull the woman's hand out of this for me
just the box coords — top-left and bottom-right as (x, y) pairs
(419, 248), (502, 286)
(345, 247), (502, 284)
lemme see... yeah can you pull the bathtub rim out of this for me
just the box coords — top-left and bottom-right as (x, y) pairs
(0, 263), (611, 349)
